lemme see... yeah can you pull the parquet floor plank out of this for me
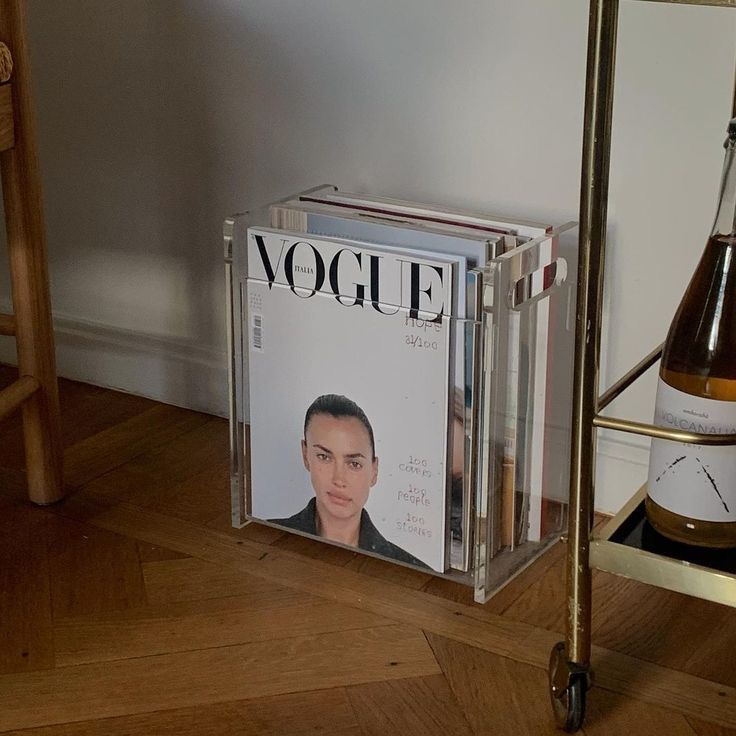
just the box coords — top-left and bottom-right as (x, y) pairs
(0, 703), (253, 736)
(85, 502), (539, 653)
(421, 536), (567, 613)
(0, 367), (156, 471)
(229, 688), (361, 735)
(85, 461), (231, 529)
(270, 530), (360, 567)
(591, 573), (736, 688)
(682, 621), (736, 690)
(54, 589), (394, 665)
(124, 418), (230, 488)
(346, 674), (475, 736)
(494, 516), (609, 626)
(81, 419), (228, 500)
(136, 541), (188, 564)
(510, 626), (736, 730)
(45, 513), (147, 618)
(0, 466), (27, 503)
(431, 632), (703, 736)
(142, 557), (275, 604)
(0, 688), (362, 736)
(426, 632), (567, 736)
(687, 718), (736, 736)
(0, 625), (440, 732)
(144, 464), (231, 526)
(499, 549), (566, 631)
(242, 521), (288, 544)
(581, 684), (698, 736)
(74, 418), (231, 528)
(83, 502), (736, 729)
(63, 404), (210, 490)
(345, 552), (432, 590)
(55, 385), (157, 452)
(3, 370), (735, 734)
(503, 551), (736, 689)
(419, 575), (477, 607)
(0, 498), (54, 675)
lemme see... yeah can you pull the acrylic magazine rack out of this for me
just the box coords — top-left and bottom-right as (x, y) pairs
(224, 192), (578, 604)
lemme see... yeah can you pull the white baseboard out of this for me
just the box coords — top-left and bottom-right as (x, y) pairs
(0, 306), (228, 418)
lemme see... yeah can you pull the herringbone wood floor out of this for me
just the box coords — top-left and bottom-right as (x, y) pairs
(0, 364), (734, 735)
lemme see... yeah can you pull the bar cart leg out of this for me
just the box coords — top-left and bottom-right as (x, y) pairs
(548, 0), (619, 731)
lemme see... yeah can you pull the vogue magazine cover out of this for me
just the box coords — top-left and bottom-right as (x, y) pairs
(246, 227), (453, 571)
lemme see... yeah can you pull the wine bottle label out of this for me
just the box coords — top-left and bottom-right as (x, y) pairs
(648, 379), (736, 522)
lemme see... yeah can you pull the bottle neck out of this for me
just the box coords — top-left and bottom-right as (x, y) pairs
(710, 136), (736, 240)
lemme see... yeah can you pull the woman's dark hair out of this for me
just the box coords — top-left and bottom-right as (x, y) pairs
(304, 394), (375, 459)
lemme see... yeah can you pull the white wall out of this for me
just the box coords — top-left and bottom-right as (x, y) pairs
(0, 0), (734, 513)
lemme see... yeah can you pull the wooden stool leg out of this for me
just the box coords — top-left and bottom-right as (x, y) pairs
(1, 0), (63, 505)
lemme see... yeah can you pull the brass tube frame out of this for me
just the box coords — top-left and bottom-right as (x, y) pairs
(593, 415), (736, 443)
(567, 0), (619, 669)
(568, 0), (736, 675)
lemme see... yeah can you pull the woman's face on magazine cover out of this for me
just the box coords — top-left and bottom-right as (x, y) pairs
(301, 413), (378, 522)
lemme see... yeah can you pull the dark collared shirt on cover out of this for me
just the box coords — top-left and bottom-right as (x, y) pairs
(270, 497), (429, 569)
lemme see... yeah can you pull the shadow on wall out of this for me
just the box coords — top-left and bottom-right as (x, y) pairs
(0, 1), (585, 415)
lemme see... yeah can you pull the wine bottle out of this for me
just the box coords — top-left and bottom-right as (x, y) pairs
(645, 119), (736, 548)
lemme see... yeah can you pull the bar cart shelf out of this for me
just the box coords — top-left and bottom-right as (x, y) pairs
(549, 0), (736, 732)
(591, 485), (736, 607)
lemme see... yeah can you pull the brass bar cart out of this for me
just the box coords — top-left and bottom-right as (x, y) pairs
(547, 0), (736, 731)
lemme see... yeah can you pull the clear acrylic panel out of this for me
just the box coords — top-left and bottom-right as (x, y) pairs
(224, 205), (271, 529)
(474, 222), (578, 603)
(225, 200), (577, 598)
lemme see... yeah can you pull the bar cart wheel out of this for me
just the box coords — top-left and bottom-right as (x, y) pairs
(548, 642), (589, 733)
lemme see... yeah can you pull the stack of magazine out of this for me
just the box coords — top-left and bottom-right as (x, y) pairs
(226, 185), (576, 599)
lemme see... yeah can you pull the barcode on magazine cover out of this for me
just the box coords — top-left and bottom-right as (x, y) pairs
(252, 314), (263, 352)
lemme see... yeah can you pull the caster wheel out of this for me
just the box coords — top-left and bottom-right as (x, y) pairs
(550, 672), (586, 732)
(549, 642), (588, 733)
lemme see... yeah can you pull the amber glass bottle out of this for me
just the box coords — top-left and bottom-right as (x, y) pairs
(645, 119), (736, 548)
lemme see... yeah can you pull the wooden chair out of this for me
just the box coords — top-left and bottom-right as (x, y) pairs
(0, 0), (63, 505)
